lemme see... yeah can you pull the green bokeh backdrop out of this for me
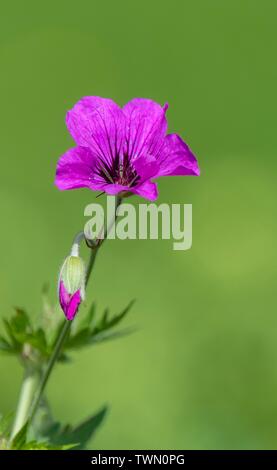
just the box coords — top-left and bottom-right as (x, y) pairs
(0, 0), (276, 449)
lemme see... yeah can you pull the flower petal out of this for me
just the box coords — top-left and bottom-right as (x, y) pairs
(156, 134), (200, 177)
(55, 146), (107, 191)
(66, 290), (82, 321)
(101, 183), (130, 195)
(59, 280), (70, 312)
(66, 96), (126, 165)
(130, 181), (158, 201)
(132, 154), (159, 182)
(123, 98), (167, 160)
(59, 281), (81, 321)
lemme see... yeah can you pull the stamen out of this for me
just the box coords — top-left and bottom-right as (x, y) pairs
(96, 153), (140, 187)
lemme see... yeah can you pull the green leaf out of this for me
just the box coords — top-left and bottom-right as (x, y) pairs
(64, 328), (92, 350)
(89, 327), (136, 345)
(100, 308), (109, 328)
(75, 303), (96, 331)
(3, 309), (32, 349)
(64, 301), (135, 353)
(0, 336), (16, 354)
(3, 319), (21, 349)
(49, 407), (108, 450)
(26, 328), (48, 355)
(11, 308), (31, 333)
(92, 300), (135, 336)
(1, 306), (71, 362)
(2, 310), (53, 361)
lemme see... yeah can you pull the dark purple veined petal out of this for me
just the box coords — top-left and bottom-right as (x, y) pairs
(130, 181), (158, 200)
(156, 134), (200, 177)
(55, 146), (113, 192)
(66, 96), (126, 168)
(55, 146), (96, 190)
(132, 154), (159, 181)
(59, 281), (81, 321)
(123, 98), (168, 161)
(99, 183), (131, 195)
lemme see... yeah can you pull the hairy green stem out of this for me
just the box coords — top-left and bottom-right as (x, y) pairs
(15, 195), (122, 433)
(85, 195), (122, 283)
(27, 321), (71, 425)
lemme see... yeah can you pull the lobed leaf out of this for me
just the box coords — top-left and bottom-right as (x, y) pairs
(0, 336), (16, 354)
(0, 300), (135, 362)
(49, 406), (108, 450)
(64, 301), (135, 352)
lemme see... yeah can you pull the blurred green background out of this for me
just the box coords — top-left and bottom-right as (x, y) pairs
(0, 0), (276, 450)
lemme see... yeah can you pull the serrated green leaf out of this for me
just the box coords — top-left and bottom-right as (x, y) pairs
(10, 415), (76, 450)
(92, 300), (135, 335)
(75, 303), (96, 331)
(12, 308), (31, 329)
(64, 328), (91, 350)
(3, 309), (32, 348)
(100, 308), (109, 328)
(3, 319), (21, 350)
(2, 311), (52, 360)
(89, 327), (136, 345)
(49, 407), (108, 450)
(63, 301), (135, 353)
(0, 336), (16, 354)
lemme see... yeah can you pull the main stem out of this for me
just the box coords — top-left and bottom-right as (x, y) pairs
(15, 195), (122, 433)
(27, 321), (71, 425)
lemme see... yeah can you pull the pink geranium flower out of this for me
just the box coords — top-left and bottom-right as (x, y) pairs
(55, 97), (200, 201)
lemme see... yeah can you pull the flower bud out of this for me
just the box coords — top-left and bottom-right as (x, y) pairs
(59, 254), (86, 321)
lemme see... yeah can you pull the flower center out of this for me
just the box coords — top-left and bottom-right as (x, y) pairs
(97, 154), (140, 187)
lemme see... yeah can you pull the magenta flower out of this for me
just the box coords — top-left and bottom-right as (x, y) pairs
(55, 97), (200, 201)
